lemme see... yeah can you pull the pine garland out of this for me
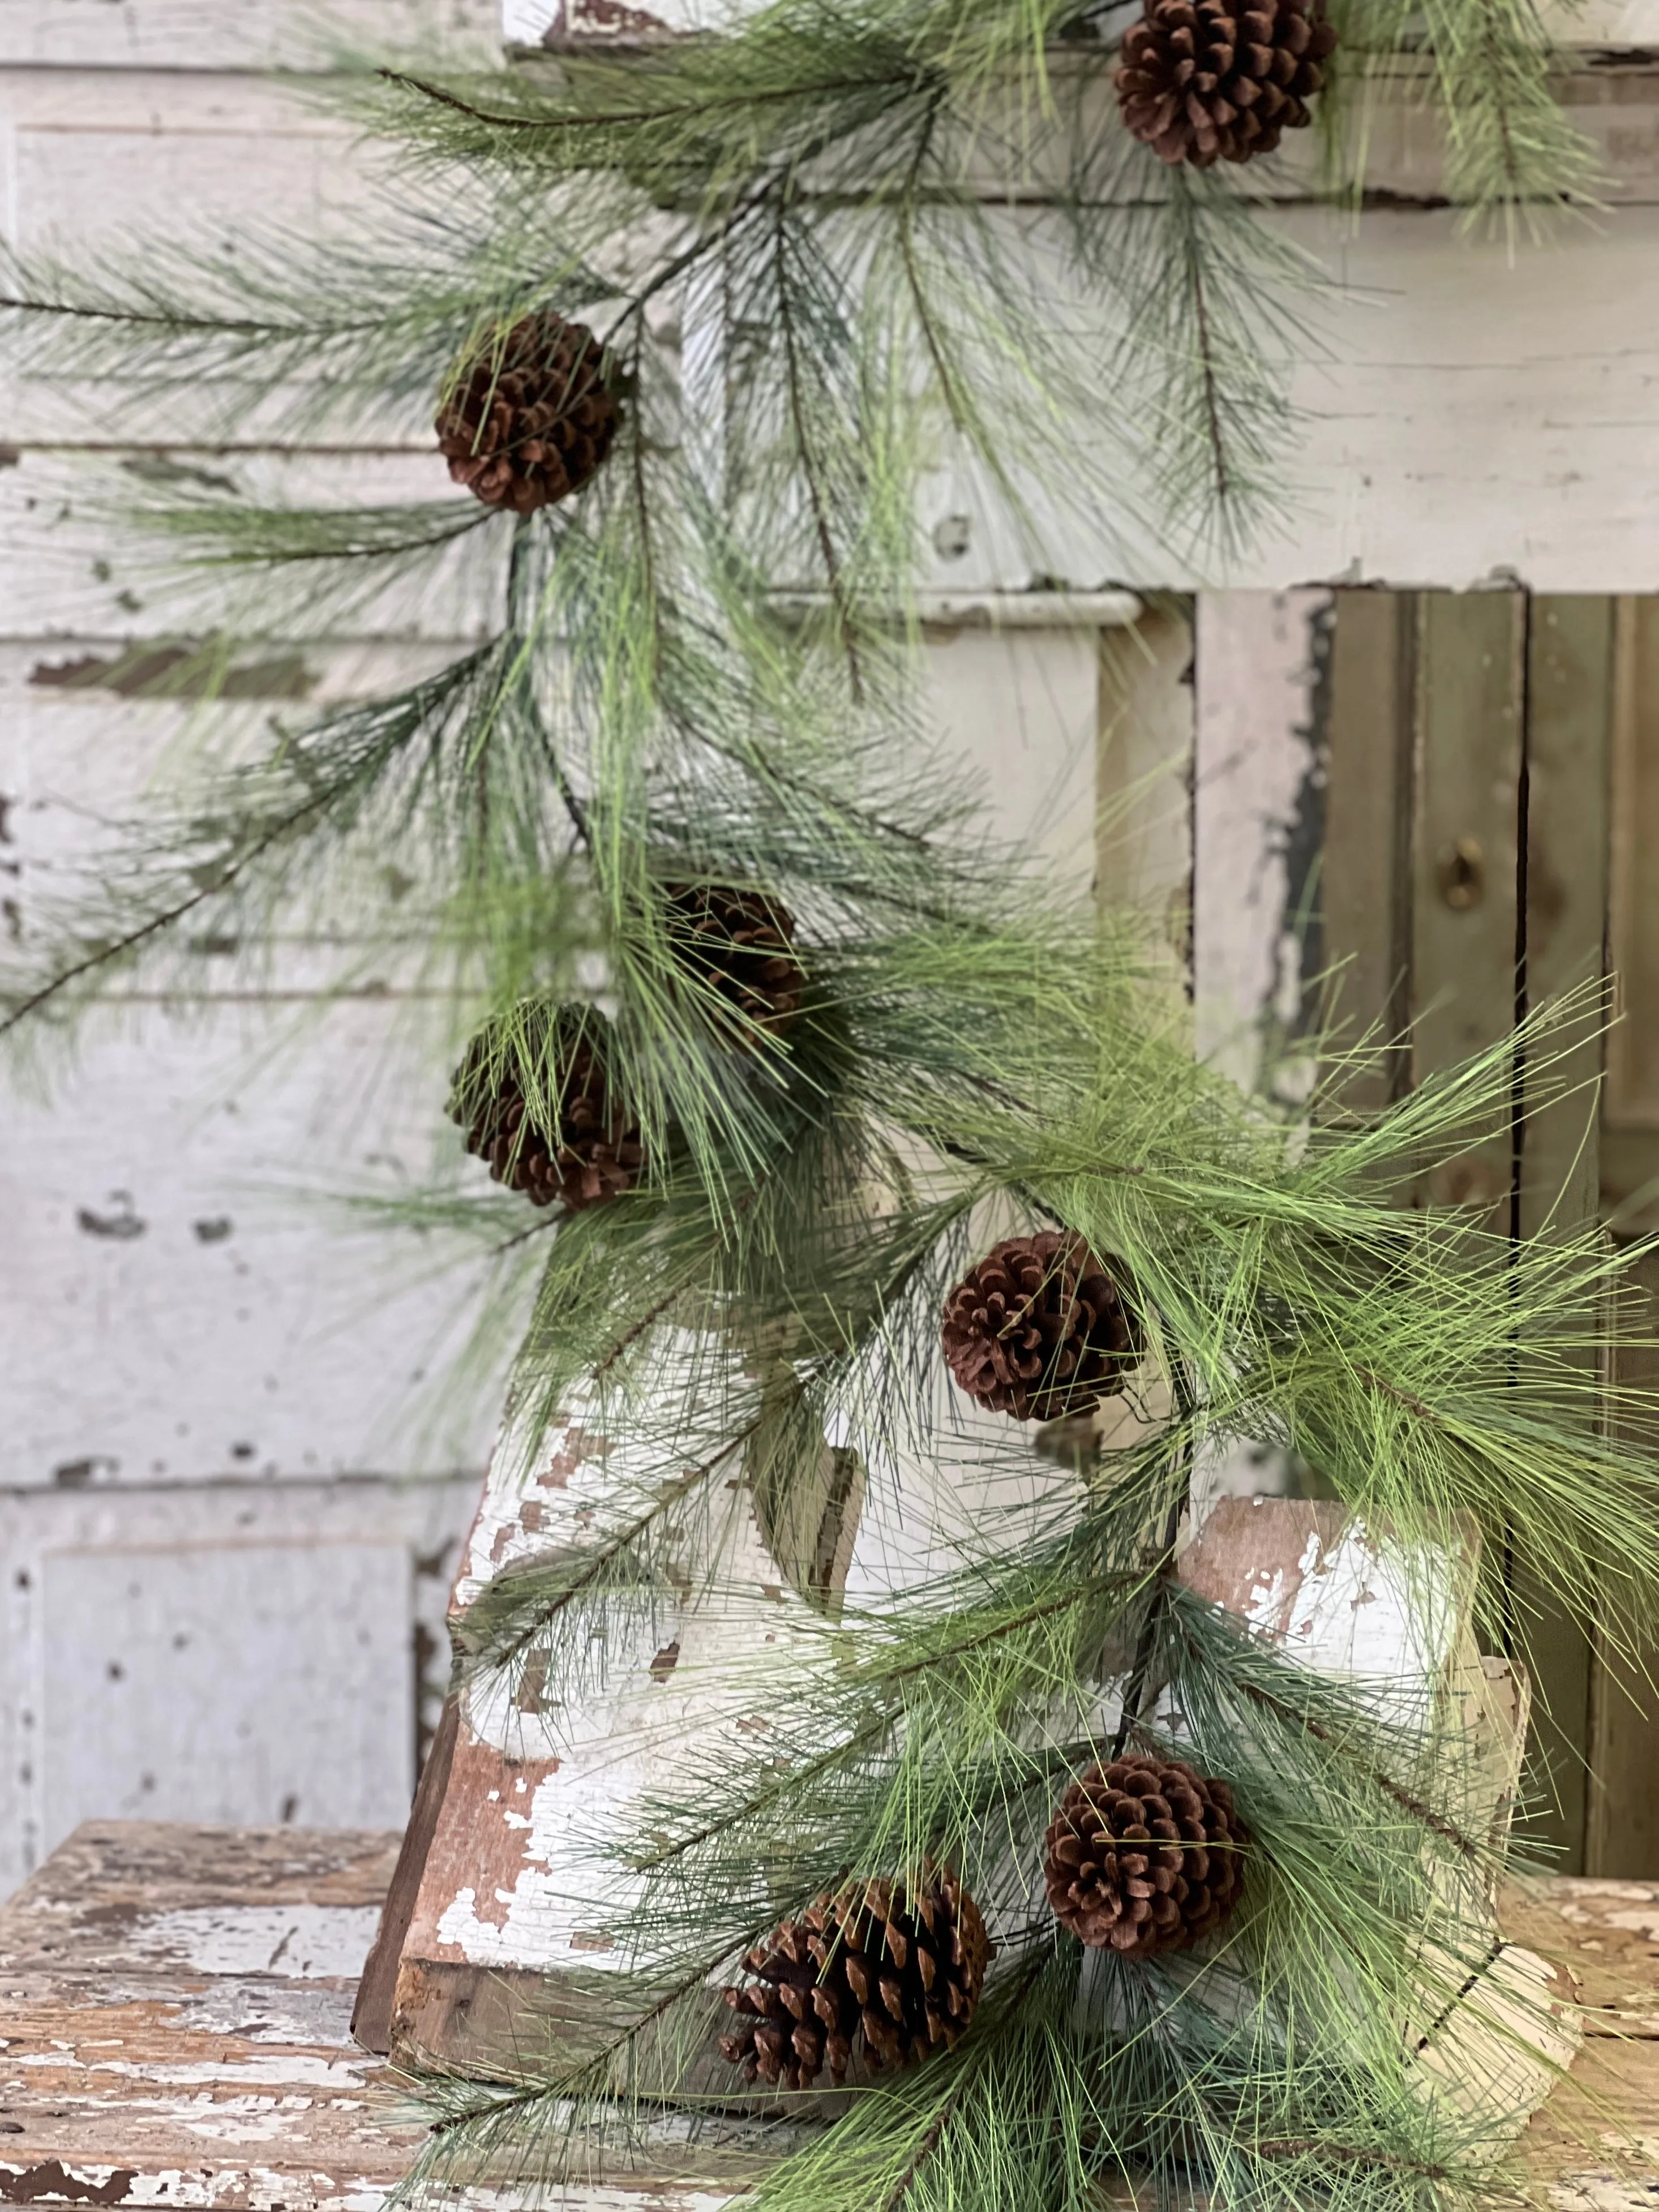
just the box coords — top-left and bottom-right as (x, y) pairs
(0, 3), (1637, 2211)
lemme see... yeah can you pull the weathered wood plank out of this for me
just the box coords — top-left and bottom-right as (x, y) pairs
(5, 1820), (1659, 2205)
(1096, 602), (1194, 989)
(0, 1820), (421, 2199)
(1190, 590), (1331, 1098)
(1321, 590), (1414, 1112)
(1606, 599), (1659, 1138)
(0, 454), (504, 641)
(1521, 597), (1613, 1241)
(513, 0), (1659, 56)
(0, 1469), (481, 1895)
(1511, 598), (1614, 1880)
(1408, 591), (1526, 1219)
(0, 1), (501, 71)
(1588, 1248), (1659, 1879)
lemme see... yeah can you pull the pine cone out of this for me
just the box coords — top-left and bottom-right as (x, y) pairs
(1116, 0), (1336, 168)
(718, 1866), (991, 2090)
(663, 880), (805, 1035)
(1044, 1757), (1246, 1956)
(941, 1231), (1141, 1423)
(448, 1006), (643, 1212)
(436, 312), (619, 514)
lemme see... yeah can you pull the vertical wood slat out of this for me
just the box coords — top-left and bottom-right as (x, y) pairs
(1512, 598), (1615, 1875)
(1521, 598), (1613, 1239)
(1308, 590), (1659, 1872)
(1607, 598), (1659, 1131)
(1589, 1247), (1659, 1876)
(1323, 591), (1416, 1113)
(1096, 605), (1196, 973)
(1588, 599), (1659, 1876)
(1408, 593), (1527, 1227)
(1602, 599), (1659, 1236)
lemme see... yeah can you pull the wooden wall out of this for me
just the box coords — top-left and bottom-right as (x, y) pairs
(0, 2), (504, 1896)
(1124, 590), (1659, 1876)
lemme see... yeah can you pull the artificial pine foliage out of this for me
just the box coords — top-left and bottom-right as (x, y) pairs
(436, 311), (619, 513)
(1043, 1755), (1247, 1954)
(941, 1231), (1141, 1421)
(718, 1867), (992, 2087)
(1116, 0), (1338, 167)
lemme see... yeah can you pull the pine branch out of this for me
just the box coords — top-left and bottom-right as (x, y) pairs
(0, 784), (333, 1036)
(376, 63), (920, 138)
(773, 196), (864, 702)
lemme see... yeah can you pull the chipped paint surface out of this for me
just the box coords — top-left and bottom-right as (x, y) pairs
(1177, 1497), (1465, 1724)
(402, 1356), (1077, 1999)
(0, 1823), (424, 2201)
(115, 1905), (387, 1982)
(0, 1824), (749, 2212)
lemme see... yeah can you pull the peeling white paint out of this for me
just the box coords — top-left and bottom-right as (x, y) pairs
(122, 1905), (386, 1980)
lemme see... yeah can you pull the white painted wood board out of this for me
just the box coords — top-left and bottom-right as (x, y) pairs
(1191, 591), (1329, 1097)
(910, 203), (1659, 597)
(0, 0), (503, 70)
(9, 58), (1659, 595)
(0, 1002), (505, 1488)
(510, 0), (1659, 46)
(0, 1476), (481, 1895)
(39, 1541), (415, 1850)
(0, 1820), (1644, 2210)
(0, 456), (506, 640)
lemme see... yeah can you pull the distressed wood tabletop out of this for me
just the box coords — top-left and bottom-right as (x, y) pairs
(5, 1824), (1659, 2208)
(0, 1820), (419, 2209)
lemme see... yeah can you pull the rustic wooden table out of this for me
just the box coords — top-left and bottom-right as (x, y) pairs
(3, 1823), (1659, 2209)
(0, 1821), (419, 2206)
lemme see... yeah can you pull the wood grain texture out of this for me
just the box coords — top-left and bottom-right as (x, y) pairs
(1589, 1246), (1659, 1879)
(352, 1696), (460, 2055)
(1511, 599), (1614, 1880)
(1607, 599), (1659, 1139)
(1190, 590), (1331, 1098)
(1096, 603), (1194, 993)
(1321, 590), (1414, 1112)
(1521, 597), (1613, 1242)
(1408, 591), (1525, 1222)
(5, 1820), (1659, 2206)
(0, 1819), (422, 2200)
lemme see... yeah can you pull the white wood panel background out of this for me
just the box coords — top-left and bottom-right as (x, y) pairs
(4, 0), (1659, 1911)
(0, 7), (507, 1901)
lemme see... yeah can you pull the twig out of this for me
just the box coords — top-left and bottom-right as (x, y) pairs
(1110, 1355), (1195, 1759)
(773, 194), (864, 704)
(1356, 1366), (1446, 1428)
(1172, 1618), (1485, 1861)
(878, 1954), (1049, 2212)
(0, 792), (332, 1036)
(0, 294), (354, 336)
(463, 1425), (760, 1674)
(894, 102), (969, 436)
(376, 65), (915, 138)
(1184, 209), (1231, 513)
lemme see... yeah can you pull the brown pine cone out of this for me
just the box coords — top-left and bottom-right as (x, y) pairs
(941, 1231), (1141, 1423)
(448, 1005), (643, 1212)
(436, 312), (619, 514)
(1044, 1757), (1246, 1956)
(663, 880), (805, 1035)
(718, 1866), (992, 2090)
(1116, 0), (1336, 168)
